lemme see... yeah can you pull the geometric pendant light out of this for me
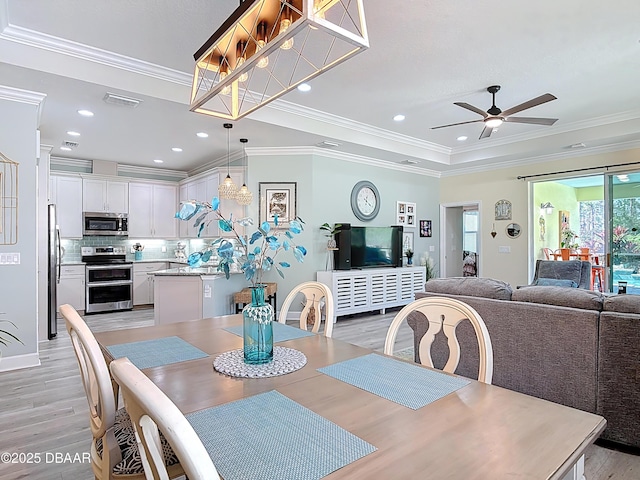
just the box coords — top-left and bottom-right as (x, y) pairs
(235, 138), (253, 206)
(218, 123), (238, 199)
(190, 0), (368, 121)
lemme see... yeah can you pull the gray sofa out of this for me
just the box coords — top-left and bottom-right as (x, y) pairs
(409, 277), (640, 448)
(531, 259), (592, 289)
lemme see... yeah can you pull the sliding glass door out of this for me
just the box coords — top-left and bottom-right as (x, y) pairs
(608, 172), (640, 294)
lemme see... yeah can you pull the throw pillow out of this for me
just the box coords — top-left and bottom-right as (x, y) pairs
(533, 278), (578, 288)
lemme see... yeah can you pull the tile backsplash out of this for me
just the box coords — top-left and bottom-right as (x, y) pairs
(61, 237), (241, 263)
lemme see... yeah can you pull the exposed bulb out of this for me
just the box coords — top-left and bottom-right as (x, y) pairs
(236, 41), (248, 82)
(218, 56), (231, 95)
(314, 0), (326, 20)
(279, 15), (294, 50)
(256, 21), (269, 68)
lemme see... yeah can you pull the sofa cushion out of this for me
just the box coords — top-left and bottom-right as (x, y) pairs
(603, 294), (640, 314)
(532, 278), (578, 288)
(535, 260), (582, 284)
(424, 277), (512, 300)
(512, 286), (604, 311)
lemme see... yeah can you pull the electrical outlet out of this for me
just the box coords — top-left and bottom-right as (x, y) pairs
(498, 246), (511, 254)
(130, 246), (135, 253)
(429, 246), (435, 252)
(161, 246), (167, 253)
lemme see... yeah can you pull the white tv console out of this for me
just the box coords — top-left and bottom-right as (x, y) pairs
(317, 266), (426, 317)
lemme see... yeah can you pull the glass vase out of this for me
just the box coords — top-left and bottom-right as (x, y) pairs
(242, 285), (274, 364)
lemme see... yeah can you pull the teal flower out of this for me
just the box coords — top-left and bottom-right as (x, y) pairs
(176, 197), (306, 286)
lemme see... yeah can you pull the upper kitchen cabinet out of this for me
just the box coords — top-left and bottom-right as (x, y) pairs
(49, 174), (83, 238)
(83, 178), (129, 213)
(128, 182), (178, 238)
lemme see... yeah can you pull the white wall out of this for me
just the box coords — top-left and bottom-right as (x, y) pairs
(0, 86), (45, 371)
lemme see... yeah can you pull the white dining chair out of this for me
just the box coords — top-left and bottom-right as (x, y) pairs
(383, 297), (494, 384)
(110, 357), (220, 480)
(278, 281), (335, 337)
(60, 304), (183, 480)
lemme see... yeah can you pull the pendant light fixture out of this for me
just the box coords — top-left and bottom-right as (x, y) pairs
(218, 123), (238, 199)
(236, 138), (253, 206)
(190, 0), (368, 121)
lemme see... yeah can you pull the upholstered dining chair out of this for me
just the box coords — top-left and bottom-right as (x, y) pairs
(60, 304), (183, 480)
(384, 297), (494, 384)
(277, 281), (335, 337)
(110, 357), (220, 480)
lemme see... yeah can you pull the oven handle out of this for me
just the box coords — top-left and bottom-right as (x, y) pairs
(86, 264), (133, 271)
(86, 280), (133, 288)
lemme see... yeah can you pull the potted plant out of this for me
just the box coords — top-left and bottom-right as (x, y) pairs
(320, 223), (342, 249)
(560, 228), (579, 249)
(0, 319), (23, 355)
(405, 248), (414, 265)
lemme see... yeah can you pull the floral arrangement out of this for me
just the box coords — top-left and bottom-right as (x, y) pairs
(560, 227), (579, 249)
(175, 197), (306, 287)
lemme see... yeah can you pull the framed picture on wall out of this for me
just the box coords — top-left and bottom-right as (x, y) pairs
(419, 220), (432, 237)
(259, 182), (297, 225)
(403, 231), (414, 252)
(397, 201), (416, 227)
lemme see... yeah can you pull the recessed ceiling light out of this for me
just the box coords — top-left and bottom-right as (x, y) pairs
(196, 132), (209, 138)
(457, 136), (468, 141)
(153, 159), (164, 164)
(297, 83), (311, 92)
(66, 131), (81, 137)
(393, 114), (405, 122)
(171, 147), (183, 152)
(60, 146), (72, 151)
(77, 109), (94, 117)
(617, 175), (629, 182)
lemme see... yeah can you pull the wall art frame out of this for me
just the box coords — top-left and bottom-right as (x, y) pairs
(419, 220), (432, 237)
(396, 201), (416, 227)
(494, 199), (512, 221)
(259, 182), (297, 225)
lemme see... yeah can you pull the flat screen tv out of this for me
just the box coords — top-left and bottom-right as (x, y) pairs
(350, 226), (402, 268)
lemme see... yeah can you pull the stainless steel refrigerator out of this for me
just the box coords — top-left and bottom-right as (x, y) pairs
(48, 204), (61, 339)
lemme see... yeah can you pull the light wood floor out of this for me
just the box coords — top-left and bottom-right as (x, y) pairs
(0, 307), (638, 479)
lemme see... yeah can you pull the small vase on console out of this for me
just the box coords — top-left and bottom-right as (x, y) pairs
(242, 285), (274, 364)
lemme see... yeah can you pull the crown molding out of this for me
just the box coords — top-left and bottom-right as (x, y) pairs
(0, 84), (46, 122)
(117, 163), (188, 180)
(265, 97), (452, 156)
(441, 139), (640, 178)
(0, 0), (8, 32)
(247, 146), (441, 177)
(0, 24), (192, 86)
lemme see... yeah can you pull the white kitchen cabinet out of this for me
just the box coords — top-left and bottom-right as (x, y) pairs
(50, 175), (83, 238)
(128, 182), (178, 238)
(179, 172), (219, 238)
(57, 264), (85, 312)
(83, 178), (129, 213)
(133, 262), (167, 305)
(317, 266), (426, 317)
(219, 168), (245, 237)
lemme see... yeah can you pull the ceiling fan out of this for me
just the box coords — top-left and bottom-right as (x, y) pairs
(432, 85), (558, 139)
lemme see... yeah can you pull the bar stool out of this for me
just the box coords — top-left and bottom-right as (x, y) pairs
(591, 256), (605, 292)
(234, 282), (278, 313)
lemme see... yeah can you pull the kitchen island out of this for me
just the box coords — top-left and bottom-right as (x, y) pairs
(152, 266), (246, 325)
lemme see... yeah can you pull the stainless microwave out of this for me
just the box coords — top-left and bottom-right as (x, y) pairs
(83, 212), (129, 236)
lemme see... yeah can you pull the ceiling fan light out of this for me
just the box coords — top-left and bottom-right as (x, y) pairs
(485, 117), (503, 128)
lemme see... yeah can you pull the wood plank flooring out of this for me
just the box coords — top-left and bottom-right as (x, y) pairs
(0, 307), (638, 479)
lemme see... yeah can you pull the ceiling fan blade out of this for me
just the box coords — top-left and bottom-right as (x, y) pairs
(431, 119), (484, 130)
(454, 102), (488, 118)
(505, 116), (558, 126)
(500, 93), (557, 117)
(479, 126), (493, 139)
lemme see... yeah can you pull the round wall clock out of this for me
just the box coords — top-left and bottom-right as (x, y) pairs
(351, 180), (380, 221)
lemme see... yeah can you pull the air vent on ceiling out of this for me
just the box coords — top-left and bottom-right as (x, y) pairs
(316, 140), (341, 148)
(62, 141), (79, 149)
(103, 92), (142, 108)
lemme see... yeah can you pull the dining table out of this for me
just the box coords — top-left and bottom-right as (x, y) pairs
(95, 314), (606, 480)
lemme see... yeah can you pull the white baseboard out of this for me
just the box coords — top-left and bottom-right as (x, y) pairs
(0, 352), (41, 372)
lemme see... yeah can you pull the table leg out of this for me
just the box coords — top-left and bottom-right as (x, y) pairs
(560, 454), (585, 480)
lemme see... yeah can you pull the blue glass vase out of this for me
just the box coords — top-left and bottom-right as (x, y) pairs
(242, 285), (274, 364)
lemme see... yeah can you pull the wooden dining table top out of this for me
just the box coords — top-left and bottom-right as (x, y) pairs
(95, 315), (606, 480)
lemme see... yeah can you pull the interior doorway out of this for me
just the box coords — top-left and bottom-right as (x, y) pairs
(440, 202), (481, 278)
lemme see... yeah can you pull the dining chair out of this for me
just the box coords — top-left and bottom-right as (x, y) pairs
(384, 297), (494, 384)
(578, 247), (591, 261)
(110, 357), (220, 480)
(60, 304), (183, 480)
(591, 255), (605, 292)
(542, 247), (553, 260)
(277, 281), (335, 337)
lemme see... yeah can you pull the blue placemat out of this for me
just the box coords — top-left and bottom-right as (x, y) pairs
(225, 321), (316, 342)
(318, 353), (470, 410)
(106, 336), (209, 369)
(186, 390), (376, 480)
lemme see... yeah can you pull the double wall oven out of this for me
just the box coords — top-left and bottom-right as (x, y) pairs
(81, 246), (133, 314)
